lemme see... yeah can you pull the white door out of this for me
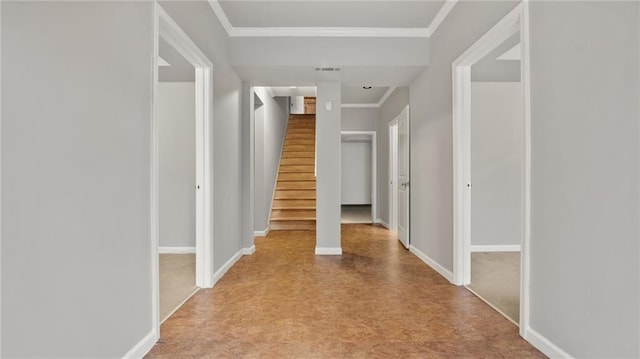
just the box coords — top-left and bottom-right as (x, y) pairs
(397, 106), (410, 249)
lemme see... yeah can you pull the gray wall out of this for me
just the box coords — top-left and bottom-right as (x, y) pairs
(159, 1), (245, 271)
(409, 0), (518, 272)
(470, 82), (522, 247)
(158, 82), (196, 248)
(341, 108), (379, 131)
(316, 82), (342, 251)
(341, 140), (372, 205)
(253, 88), (288, 232)
(528, 2), (639, 357)
(378, 87), (410, 225)
(1, 2), (153, 357)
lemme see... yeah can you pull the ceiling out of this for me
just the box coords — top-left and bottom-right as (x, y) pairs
(218, 1), (446, 28)
(342, 86), (389, 104)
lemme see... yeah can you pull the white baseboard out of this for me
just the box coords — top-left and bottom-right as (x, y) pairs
(470, 244), (521, 252)
(212, 249), (243, 286)
(254, 228), (270, 237)
(158, 246), (196, 254)
(374, 219), (390, 229)
(409, 245), (454, 283)
(315, 247), (343, 255)
(524, 327), (573, 358)
(122, 330), (157, 359)
(242, 245), (256, 255)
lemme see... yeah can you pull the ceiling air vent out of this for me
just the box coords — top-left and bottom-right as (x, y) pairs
(315, 67), (341, 72)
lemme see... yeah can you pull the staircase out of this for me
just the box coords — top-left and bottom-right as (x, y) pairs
(270, 114), (316, 231)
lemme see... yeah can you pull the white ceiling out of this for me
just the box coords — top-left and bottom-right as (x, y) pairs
(218, 1), (446, 28)
(342, 86), (389, 104)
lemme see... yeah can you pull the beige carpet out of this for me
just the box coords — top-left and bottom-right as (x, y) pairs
(341, 205), (372, 223)
(467, 252), (520, 324)
(159, 254), (198, 322)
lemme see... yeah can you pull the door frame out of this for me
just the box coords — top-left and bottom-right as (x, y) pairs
(151, 3), (215, 337)
(340, 131), (377, 223)
(388, 120), (399, 231)
(451, 2), (531, 334)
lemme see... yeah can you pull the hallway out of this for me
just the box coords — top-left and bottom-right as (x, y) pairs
(146, 225), (543, 358)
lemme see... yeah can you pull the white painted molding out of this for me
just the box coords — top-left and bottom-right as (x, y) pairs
(470, 245), (521, 252)
(158, 246), (196, 254)
(409, 245), (454, 284)
(207, 0), (457, 39)
(341, 103), (379, 109)
(377, 86), (397, 107)
(315, 247), (343, 255)
(254, 229), (270, 237)
(212, 249), (243, 286)
(265, 86), (276, 98)
(426, 0), (458, 37)
(524, 327), (573, 359)
(231, 27), (430, 38)
(122, 330), (158, 359)
(374, 219), (390, 229)
(242, 245), (256, 255)
(341, 86), (398, 109)
(206, 0), (233, 35)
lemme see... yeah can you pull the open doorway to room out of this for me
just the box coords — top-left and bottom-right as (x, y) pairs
(152, 5), (215, 333)
(340, 132), (376, 224)
(452, 4), (530, 330)
(157, 35), (198, 323)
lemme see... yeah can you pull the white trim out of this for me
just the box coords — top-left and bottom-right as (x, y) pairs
(341, 103), (379, 109)
(377, 86), (397, 107)
(341, 131), (377, 223)
(231, 27), (430, 38)
(451, 1), (531, 337)
(524, 327), (574, 359)
(254, 229), (270, 237)
(409, 245), (454, 284)
(212, 249), (243, 286)
(315, 247), (343, 255)
(341, 86), (398, 109)
(158, 247), (196, 254)
(470, 245), (521, 252)
(122, 330), (158, 359)
(206, 0), (233, 35)
(207, 0), (458, 39)
(426, 0), (458, 37)
(374, 219), (390, 229)
(242, 245), (256, 255)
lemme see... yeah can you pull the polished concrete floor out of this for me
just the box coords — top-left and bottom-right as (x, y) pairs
(341, 205), (372, 224)
(468, 252), (521, 324)
(159, 254), (198, 323)
(146, 225), (543, 358)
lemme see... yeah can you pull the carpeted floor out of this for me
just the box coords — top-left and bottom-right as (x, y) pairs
(341, 204), (372, 223)
(467, 252), (521, 324)
(159, 253), (198, 323)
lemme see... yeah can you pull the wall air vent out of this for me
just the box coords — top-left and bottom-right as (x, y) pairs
(315, 67), (341, 72)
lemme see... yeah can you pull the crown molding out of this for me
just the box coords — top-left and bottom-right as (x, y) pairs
(231, 27), (430, 38)
(426, 0), (458, 37)
(207, 0), (458, 39)
(341, 86), (397, 109)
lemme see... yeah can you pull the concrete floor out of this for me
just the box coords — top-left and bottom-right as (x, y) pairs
(146, 225), (542, 358)
(467, 252), (521, 324)
(159, 253), (198, 323)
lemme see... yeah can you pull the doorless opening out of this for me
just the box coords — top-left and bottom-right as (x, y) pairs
(151, 3), (215, 338)
(340, 131), (377, 224)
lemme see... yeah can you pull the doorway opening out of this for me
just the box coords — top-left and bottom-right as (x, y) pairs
(340, 131), (377, 224)
(152, 4), (215, 336)
(452, 3), (531, 333)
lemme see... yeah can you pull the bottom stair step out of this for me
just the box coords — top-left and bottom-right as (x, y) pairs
(270, 220), (315, 231)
